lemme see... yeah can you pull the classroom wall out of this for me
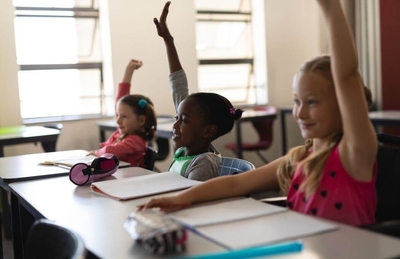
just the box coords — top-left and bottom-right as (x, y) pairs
(0, 0), (21, 127)
(0, 0), (322, 170)
(380, 0), (400, 110)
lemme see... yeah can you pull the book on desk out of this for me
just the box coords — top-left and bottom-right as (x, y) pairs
(169, 197), (338, 250)
(90, 171), (202, 201)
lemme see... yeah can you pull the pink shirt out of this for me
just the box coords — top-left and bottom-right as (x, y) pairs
(286, 146), (377, 226)
(95, 82), (147, 168)
(96, 132), (146, 168)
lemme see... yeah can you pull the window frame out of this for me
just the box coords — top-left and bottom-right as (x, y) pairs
(14, 4), (108, 124)
(195, 7), (258, 107)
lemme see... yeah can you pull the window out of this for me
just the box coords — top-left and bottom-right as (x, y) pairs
(13, 0), (110, 122)
(195, 0), (267, 106)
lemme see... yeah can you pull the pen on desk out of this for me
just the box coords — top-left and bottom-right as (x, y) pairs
(178, 240), (303, 259)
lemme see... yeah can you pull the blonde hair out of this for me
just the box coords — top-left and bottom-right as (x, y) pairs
(276, 55), (372, 197)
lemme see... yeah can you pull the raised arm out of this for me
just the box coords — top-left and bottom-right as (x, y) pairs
(122, 59), (143, 84)
(317, 0), (377, 179)
(154, 1), (182, 73)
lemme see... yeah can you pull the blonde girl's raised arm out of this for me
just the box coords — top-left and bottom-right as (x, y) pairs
(316, 0), (377, 180)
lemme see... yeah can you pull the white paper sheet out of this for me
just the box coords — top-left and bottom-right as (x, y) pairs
(195, 210), (338, 249)
(170, 197), (287, 227)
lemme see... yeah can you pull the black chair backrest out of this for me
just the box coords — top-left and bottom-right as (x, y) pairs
(144, 146), (158, 170)
(375, 135), (400, 222)
(25, 219), (86, 259)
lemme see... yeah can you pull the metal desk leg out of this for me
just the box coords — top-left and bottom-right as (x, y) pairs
(280, 109), (287, 156)
(99, 128), (106, 143)
(235, 121), (243, 159)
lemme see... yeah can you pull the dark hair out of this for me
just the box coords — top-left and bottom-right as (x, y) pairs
(186, 92), (243, 140)
(119, 94), (157, 141)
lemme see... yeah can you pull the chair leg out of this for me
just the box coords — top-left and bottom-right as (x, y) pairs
(256, 151), (269, 164)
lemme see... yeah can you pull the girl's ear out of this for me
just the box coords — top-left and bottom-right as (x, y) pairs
(137, 115), (146, 127)
(203, 124), (217, 139)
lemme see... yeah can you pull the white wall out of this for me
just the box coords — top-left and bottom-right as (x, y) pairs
(0, 0), (22, 126)
(0, 0), (323, 171)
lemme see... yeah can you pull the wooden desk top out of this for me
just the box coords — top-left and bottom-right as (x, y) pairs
(10, 172), (400, 259)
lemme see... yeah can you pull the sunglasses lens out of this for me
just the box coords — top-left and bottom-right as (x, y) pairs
(99, 159), (117, 170)
(69, 163), (90, 186)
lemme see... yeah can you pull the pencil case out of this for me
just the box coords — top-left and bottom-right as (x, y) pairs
(124, 210), (187, 254)
(69, 153), (119, 186)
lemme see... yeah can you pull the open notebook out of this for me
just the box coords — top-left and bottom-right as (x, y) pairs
(39, 155), (130, 169)
(91, 172), (202, 201)
(195, 210), (338, 249)
(169, 197), (337, 250)
(169, 197), (287, 227)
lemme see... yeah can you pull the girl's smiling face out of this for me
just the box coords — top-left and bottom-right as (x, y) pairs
(172, 98), (210, 155)
(292, 71), (342, 142)
(116, 102), (144, 136)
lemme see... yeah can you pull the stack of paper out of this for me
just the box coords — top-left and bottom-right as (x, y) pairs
(195, 210), (338, 249)
(169, 197), (337, 249)
(170, 197), (287, 227)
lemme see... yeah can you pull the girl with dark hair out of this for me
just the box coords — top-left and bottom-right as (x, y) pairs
(88, 60), (157, 167)
(154, 2), (243, 181)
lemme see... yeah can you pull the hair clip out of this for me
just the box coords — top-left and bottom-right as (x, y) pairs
(230, 107), (236, 115)
(138, 99), (148, 109)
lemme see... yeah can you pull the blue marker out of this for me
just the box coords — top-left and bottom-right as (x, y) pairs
(179, 240), (303, 259)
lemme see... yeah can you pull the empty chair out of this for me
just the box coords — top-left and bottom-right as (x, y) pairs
(25, 219), (87, 259)
(144, 146), (158, 170)
(361, 133), (400, 238)
(224, 106), (277, 164)
(219, 157), (255, 176)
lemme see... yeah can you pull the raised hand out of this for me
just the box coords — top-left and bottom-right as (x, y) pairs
(122, 59), (142, 83)
(154, 1), (173, 41)
(126, 59), (143, 71)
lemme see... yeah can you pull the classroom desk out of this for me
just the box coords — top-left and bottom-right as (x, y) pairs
(0, 125), (61, 157)
(9, 174), (400, 259)
(369, 110), (400, 127)
(0, 150), (88, 258)
(0, 150), (130, 259)
(9, 169), (225, 259)
(235, 108), (277, 159)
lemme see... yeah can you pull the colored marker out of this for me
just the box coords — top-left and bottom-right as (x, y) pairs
(178, 240), (303, 259)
